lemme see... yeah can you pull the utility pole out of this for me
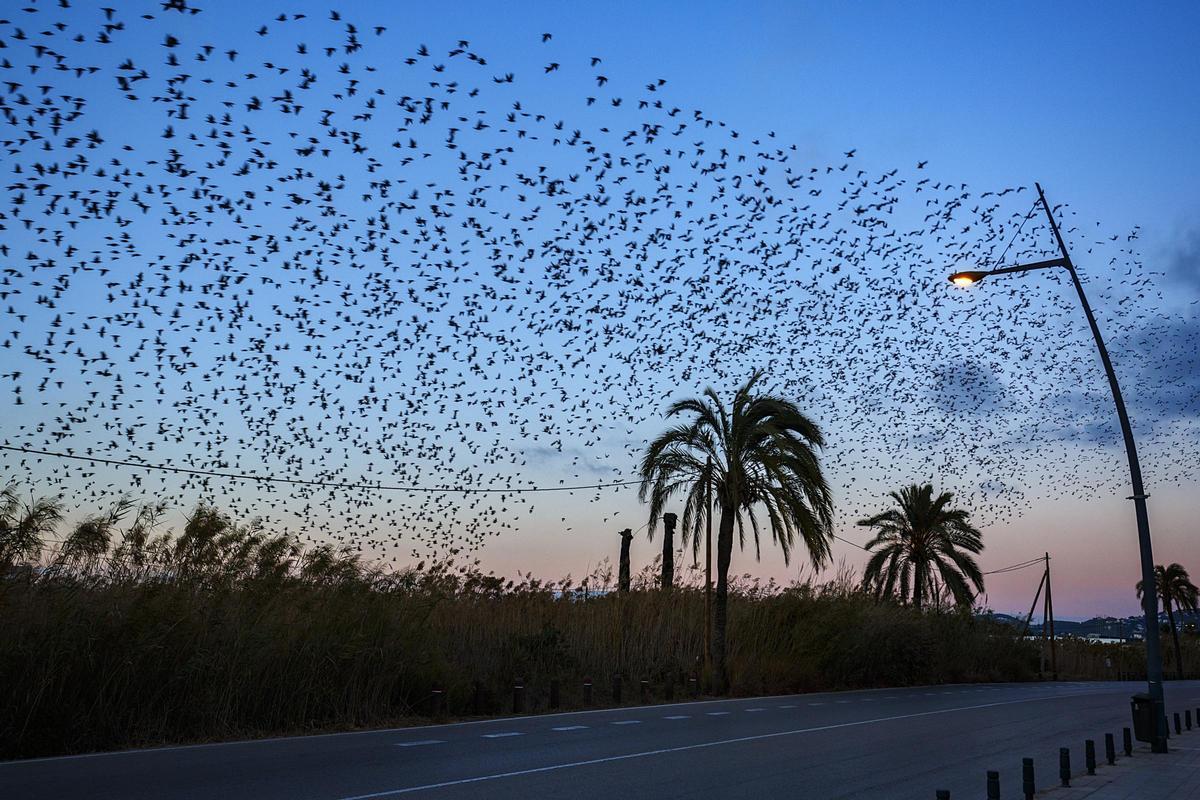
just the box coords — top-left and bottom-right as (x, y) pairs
(1021, 567), (1048, 675)
(1040, 570), (1048, 677)
(704, 455), (712, 681)
(1045, 552), (1057, 680)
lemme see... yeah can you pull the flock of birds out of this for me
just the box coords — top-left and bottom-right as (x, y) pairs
(0, 0), (1194, 565)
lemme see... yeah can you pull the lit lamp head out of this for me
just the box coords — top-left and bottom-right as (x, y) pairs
(949, 270), (989, 287)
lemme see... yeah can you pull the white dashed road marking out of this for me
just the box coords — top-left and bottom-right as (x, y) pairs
(481, 732), (523, 739)
(745, 708), (765, 712)
(777, 704), (796, 709)
(706, 711), (730, 716)
(552, 726), (588, 732)
(663, 715), (690, 720)
(395, 740), (444, 748)
(337, 691), (1101, 799)
(611, 720), (641, 726)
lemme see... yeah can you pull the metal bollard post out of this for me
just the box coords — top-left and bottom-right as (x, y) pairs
(1022, 757), (1035, 800)
(1085, 739), (1096, 775)
(935, 791), (950, 800)
(1105, 732), (1116, 765)
(986, 769), (999, 799)
(665, 677), (675, 701)
(583, 677), (593, 706)
(430, 685), (444, 717)
(1174, 712), (1182, 736)
(640, 679), (650, 704)
(1059, 747), (1071, 787)
(689, 675), (699, 697)
(513, 679), (525, 714)
(1123, 727), (1133, 756)
(612, 674), (622, 705)
(549, 678), (561, 710)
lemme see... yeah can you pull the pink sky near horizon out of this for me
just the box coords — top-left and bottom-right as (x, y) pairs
(474, 481), (1197, 620)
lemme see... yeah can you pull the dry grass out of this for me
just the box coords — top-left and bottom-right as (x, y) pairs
(1, 500), (1045, 760)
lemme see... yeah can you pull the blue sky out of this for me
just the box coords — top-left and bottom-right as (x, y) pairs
(2, 0), (1198, 617)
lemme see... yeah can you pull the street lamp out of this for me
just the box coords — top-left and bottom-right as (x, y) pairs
(948, 182), (1169, 753)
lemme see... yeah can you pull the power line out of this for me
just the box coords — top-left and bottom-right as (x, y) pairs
(832, 533), (869, 551)
(983, 557), (1045, 575)
(6, 444), (1054, 577)
(0, 444), (641, 495)
(992, 195), (1040, 270)
(832, 534), (1045, 578)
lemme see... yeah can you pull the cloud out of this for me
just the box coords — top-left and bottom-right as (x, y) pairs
(928, 360), (1006, 416)
(1031, 315), (1200, 444)
(521, 445), (614, 476)
(1121, 316), (1200, 421)
(1167, 228), (1200, 293)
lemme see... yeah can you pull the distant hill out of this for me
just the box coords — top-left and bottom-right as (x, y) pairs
(980, 609), (1198, 640)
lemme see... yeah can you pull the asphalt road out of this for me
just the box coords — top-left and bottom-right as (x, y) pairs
(5, 681), (1200, 799)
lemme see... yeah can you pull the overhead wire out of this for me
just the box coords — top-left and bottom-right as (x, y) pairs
(8, 445), (1050, 577)
(0, 444), (641, 494)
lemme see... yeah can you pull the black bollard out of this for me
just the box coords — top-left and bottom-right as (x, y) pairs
(936, 791), (950, 800)
(549, 678), (560, 710)
(1175, 712), (1182, 736)
(986, 769), (999, 799)
(689, 675), (699, 697)
(665, 677), (675, 701)
(471, 680), (483, 715)
(612, 674), (622, 705)
(1105, 732), (1116, 765)
(1186, 709), (1192, 731)
(1123, 726), (1133, 756)
(1059, 747), (1071, 787)
(640, 679), (650, 704)
(513, 679), (525, 714)
(582, 677), (593, 706)
(430, 685), (444, 717)
(1085, 739), (1096, 775)
(1022, 757), (1035, 800)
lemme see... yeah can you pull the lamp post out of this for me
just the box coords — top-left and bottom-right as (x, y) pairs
(948, 182), (1169, 753)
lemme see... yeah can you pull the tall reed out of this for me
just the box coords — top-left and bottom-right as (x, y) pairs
(1, 497), (1043, 759)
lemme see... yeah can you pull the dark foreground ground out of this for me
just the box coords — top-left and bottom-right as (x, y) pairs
(4, 680), (1199, 799)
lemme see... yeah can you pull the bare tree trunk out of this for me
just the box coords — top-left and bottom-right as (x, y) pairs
(660, 513), (676, 591)
(712, 505), (735, 694)
(618, 529), (633, 593)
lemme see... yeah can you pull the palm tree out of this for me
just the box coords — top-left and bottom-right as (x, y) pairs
(0, 484), (64, 573)
(1137, 563), (1199, 680)
(857, 484), (984, 610)
(640, 370), (834, 692)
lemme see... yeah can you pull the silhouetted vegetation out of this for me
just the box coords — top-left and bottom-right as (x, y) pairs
(1, 490), (1039, 760)
(639, 371), (836, 692)
(1137, 563), (1200, 680)
(858, 483), (984, 609)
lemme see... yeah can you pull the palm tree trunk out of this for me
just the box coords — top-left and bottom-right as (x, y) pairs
(913, 563), (924, 611)
(617, 529), (633, 593)
(1165, 598), (1184, 680)
(712, 503), (736, 694)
